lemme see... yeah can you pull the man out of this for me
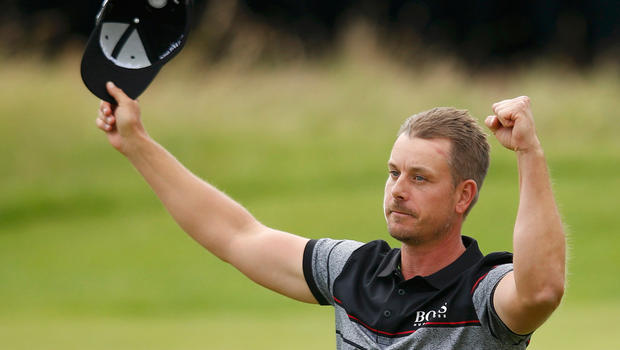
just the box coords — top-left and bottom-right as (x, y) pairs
(96, 81), (565, 349)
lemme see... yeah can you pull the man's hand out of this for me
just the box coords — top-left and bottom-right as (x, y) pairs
(485, 96), (541, 153)
(95, 82), (148, 155)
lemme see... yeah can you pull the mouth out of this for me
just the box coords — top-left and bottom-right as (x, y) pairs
(389, 208), (416, 218)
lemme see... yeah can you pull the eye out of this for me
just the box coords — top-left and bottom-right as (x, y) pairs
(414, 175), (426, 182)
(389, 170), (400, 178)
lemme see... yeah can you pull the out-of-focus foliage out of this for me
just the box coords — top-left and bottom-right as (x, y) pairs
(0, 0), (618, 68)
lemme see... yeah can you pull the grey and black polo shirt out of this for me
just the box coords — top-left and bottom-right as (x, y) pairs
(302, 236), (532, 349)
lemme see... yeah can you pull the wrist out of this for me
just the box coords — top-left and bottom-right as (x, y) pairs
(516, 144), (546, 170)
(121, 132), (153, 158)
(515, 136), (542, 155)
(516, 146), (545, 163)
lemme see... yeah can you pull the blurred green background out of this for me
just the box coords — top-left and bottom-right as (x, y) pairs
(1, 53), (619, 349)
(1, 1), (620, 349)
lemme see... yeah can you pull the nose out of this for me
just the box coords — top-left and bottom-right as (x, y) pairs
(390, 175), (408, 201)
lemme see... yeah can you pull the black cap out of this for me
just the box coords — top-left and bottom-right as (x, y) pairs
(81, 0), (192, 103)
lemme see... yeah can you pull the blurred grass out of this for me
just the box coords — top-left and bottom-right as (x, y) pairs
(0, 53), (619, 349)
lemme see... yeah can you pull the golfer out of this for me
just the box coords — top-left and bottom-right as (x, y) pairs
(96, 82), (565, 349)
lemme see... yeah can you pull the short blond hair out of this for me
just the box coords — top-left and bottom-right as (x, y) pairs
(398, 107), (490, 216)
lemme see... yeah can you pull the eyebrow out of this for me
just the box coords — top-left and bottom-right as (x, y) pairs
(387, 161), (435, 175)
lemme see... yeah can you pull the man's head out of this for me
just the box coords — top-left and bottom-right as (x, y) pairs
(384, 107), (490, 245)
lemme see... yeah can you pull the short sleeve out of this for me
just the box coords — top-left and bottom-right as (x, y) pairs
(472, 264), (532, 346)
(303, 238), (364, 305)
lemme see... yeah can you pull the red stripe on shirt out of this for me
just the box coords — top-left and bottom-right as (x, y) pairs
(471, 265), (500, 294)
(424, 320), (481, 326)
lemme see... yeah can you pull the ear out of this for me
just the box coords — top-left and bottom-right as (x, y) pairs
(455, 179), (477, 215)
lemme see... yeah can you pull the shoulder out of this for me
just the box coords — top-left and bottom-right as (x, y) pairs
(342, 239), (395, 265)
(471, 254), (532, 346)
(471, 252), (514, 299)
(333, 240), (400, 294)
(302, 238), (368, 305)
(305, 239), (393, 275)
(303, 239), (395, 303)
(304, 238), (367, 267)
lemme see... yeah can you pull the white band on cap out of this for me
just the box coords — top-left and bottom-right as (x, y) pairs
(148, 0), (168, 9)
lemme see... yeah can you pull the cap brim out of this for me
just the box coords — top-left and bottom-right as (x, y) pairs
(81, 25), (161, 104)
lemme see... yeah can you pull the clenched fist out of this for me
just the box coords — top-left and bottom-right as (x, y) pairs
(485, 96), (541, 153)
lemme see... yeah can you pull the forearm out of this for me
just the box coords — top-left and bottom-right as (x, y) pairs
(512, 147), (565, 305)
(124, 134), (258, 260)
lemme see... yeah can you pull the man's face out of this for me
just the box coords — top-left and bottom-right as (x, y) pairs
(384, 134), (460, 245)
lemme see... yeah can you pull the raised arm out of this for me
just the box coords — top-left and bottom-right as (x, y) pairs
(95, 82), (316, 303)
(485, 96), (566, 335)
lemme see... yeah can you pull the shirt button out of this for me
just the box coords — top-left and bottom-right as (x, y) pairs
(383, 310), (392, 318)
(397, 289), (406, 295)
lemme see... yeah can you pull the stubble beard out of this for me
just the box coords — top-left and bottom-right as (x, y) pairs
(388, 213), (455, 246)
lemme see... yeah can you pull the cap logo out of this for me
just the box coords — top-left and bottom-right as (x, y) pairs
(100, 22), (151, 69)
(159, 35), (183, 60)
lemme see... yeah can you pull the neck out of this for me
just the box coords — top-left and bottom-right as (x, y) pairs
(400, 232), (466, 280)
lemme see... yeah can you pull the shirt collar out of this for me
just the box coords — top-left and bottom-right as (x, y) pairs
(377, 236), (484, 289)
